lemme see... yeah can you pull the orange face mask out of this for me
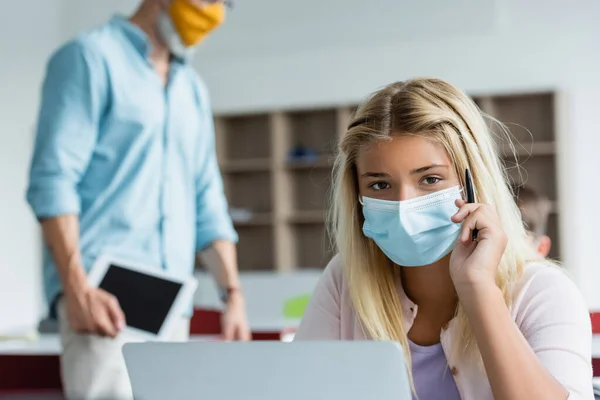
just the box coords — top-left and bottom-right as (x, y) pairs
(168, 0), (226, 47)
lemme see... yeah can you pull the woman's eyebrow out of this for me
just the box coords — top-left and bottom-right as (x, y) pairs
(410, 164), (449, 174)
(360, 172), (391, 178)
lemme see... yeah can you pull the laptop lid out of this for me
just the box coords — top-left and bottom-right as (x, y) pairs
(123, 341), (411, 400)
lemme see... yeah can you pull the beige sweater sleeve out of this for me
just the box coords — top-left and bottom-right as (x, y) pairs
(294, 255), (344, 340)
(512, 265), (594, 400)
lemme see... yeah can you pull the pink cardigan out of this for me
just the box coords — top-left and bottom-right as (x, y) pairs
(294, 255), (594, 400)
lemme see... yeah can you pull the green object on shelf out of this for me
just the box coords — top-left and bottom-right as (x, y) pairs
(283, 294), (311, 319)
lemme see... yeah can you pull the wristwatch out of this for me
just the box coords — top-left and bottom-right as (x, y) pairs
(219, 287), (241, 303)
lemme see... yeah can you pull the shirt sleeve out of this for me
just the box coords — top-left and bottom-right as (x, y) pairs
(26, 40), (106, 219)
(294, 255), (343, 340)
(193, 78), (238, 251)
(514, 266), (594, 400)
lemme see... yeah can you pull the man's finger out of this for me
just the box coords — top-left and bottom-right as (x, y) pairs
(232, 321), (250, 341)
(72, 321), (91, 334)
(242, 326), (251, 341)
(234, 325), (243, 341)
(106, 296), (126, 331)
(94, 307), (117, 338)
(222, 320), (235, 341)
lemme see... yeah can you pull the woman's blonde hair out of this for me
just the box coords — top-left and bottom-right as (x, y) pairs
(329, 78), (536, 371)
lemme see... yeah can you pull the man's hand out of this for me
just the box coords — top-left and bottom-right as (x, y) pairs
(220, 291), (251, 341)
(199, 241), (249, 340)
(64, 285), (126, 338)
(40, 215), (125, 338)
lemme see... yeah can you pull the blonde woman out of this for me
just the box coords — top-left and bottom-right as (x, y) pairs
(294, 78), (593, 399)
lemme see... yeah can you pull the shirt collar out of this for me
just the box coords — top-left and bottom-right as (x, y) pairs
(111, 15), (150, 58)
(110, 15), (186, 67)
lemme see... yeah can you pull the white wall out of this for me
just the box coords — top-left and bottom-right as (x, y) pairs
(3, 0), (599, 331)
(193, 0), (600, 111)
(0, 1), (64, 332)
(564, 85), (600, 308)
(58, 0), (140, 40)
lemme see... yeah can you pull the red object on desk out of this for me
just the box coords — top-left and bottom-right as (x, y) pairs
(190, 308), (282, 341)
(0, 355), (62, 391)
(3, 310), (599, 395)
(0, 308), (285, 394)
(190, 308), (222, 335)
(590, 312), (600, 334)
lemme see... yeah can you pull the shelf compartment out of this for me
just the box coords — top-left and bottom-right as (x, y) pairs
(225, 171), (272, 213)
(290, 169), (333, 212)
(506, 155), (557, 202)
(293, 223), (334, 269)
(231, 212), (273, 227)
(287, 109), (338, 156)
(285, 155), (334, 170)
(500, 141), (555, 158)
(490, 93), (555, 143)
(236, 226), (275, 271)
(221, 158), (271, 173)
(218, 114), (271, 161)
(288, 210), (326, 224)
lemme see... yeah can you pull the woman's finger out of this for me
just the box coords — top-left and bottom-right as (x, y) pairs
(459, 209), (484, 243)
(451, 202), (481, 223)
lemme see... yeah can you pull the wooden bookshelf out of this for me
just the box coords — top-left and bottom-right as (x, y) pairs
(215, 92), (562, 270)
(220, 158), (271, 173)
(474, 92), (560, 260)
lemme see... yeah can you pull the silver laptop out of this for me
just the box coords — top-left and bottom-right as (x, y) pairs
(123, 341), (412, 400)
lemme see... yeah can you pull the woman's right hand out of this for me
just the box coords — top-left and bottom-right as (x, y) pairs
(64, 285), (126, 338)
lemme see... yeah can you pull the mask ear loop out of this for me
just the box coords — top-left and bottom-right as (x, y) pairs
(457, 186), (466, 201)
(358, 195), (364, 206)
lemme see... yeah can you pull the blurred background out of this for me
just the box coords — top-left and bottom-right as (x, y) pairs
(2, 0), (600, 343)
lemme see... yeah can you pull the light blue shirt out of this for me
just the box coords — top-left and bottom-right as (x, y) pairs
(26, 16), (237, 313)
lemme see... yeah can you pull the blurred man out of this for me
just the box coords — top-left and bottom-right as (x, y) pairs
(512, 184), (552, 258)
(26, 1), (249, 398)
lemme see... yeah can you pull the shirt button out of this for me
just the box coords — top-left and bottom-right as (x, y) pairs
(451, 366), (458, 376)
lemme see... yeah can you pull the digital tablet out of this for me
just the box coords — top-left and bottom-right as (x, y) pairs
(87, 255), (198, 341)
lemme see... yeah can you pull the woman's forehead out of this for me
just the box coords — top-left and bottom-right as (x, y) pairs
(356, 136), (452, 173)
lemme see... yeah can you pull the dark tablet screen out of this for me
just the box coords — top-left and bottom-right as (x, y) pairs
(98, 264), (183, 334)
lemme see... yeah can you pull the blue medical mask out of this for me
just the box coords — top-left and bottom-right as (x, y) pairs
(361, 185), (463, 267)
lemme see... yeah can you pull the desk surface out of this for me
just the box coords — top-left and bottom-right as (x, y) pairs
(3, 333), (600, 357)
(0, 315), (300, 356)
(0, 334), (220, 355)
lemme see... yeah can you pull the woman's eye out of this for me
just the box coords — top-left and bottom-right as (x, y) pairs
(370, 182), (390, 191)
(422, 176), (441, 185)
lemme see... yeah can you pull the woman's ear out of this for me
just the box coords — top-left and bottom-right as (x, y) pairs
(536, 235), (552, 258)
